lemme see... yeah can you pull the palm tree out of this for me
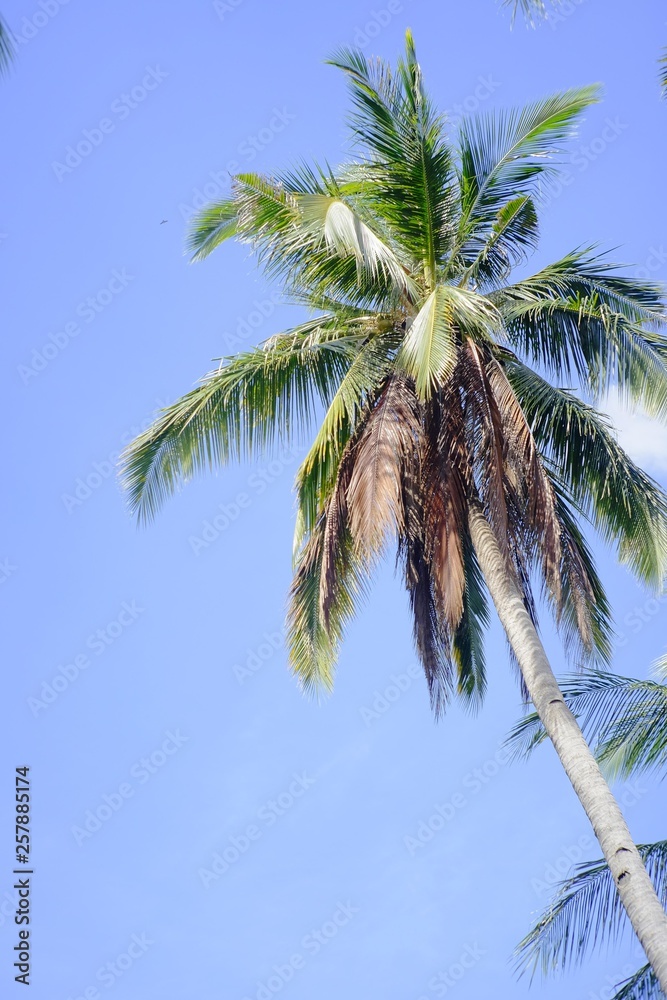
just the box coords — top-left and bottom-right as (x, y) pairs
(121, 33), (667, 988)
(510, 662), (667, 998)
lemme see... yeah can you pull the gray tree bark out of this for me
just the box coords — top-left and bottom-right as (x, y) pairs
(468, 504), (667, 993)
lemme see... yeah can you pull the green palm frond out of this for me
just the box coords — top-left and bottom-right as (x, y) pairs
(500, 350), (667, 586)
(496, 249), (667, 418)
(397, 285), (480, 399)
(229, 170), (414, 309)
(296, 190), (414, 293)
(612, 964), (661, 1000)
(505, 670), (667, 770)
(595, 674), (667, 779)
(120, 317), (356, 522)
(186, 200), (237, 262)
(515, 841), (667, 977)
(287, 513), (368, 694)
(454, 87), (599, 258)
(550, 483), (614, 666)
(460, 195), (540, 288)
(329, 31), (456, 281)
(502, 249), (666, 323)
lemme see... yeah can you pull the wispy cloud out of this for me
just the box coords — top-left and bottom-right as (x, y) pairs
(601, 392), (667, 474)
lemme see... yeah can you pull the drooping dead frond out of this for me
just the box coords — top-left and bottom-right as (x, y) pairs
(320, 435), (358, 628)
(346, 374), (421, 558)
(551, 485), (613, 666)
(486, 356), (562, 603)
(398, 509), (455, 717)
(421, 384), (469, 631)
(460, 341), (511, 560)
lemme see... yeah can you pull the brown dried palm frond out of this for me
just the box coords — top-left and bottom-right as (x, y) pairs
(346, 373), (421, 559)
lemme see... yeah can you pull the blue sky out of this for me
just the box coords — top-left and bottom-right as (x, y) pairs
(2, 1), (667, 998)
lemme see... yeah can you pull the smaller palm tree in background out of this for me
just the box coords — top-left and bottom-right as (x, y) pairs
(509, 661), (667, 999)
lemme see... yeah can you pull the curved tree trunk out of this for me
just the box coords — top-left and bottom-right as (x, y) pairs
(468, 505), (667, 993)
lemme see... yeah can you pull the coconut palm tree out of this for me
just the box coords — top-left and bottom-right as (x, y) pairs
(121, 33), (667, 988)
(510, 661), (667, 998)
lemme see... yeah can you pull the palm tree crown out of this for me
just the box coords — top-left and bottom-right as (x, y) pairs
(122, 32), (667, 716)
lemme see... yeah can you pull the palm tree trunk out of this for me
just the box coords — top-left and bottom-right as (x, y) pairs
(468, 504), (667, 992)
